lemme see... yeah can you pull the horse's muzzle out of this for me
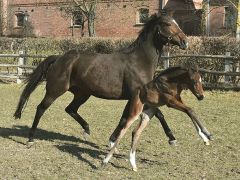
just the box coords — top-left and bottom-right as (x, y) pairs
(180, 39), (188, 50)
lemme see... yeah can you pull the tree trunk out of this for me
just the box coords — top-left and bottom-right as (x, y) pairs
(87, 12), (95, 37)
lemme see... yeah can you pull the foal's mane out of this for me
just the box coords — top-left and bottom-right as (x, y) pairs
(155, 65), (199, 80)
(121, 14), (171, 53)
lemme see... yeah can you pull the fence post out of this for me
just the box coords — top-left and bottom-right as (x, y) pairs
(163, 51), (170, 69)
(17, 50), (25, 84)
(224, 52), (231, 82)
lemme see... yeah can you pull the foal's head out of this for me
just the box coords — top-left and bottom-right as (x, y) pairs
(186, 65), (204, 100)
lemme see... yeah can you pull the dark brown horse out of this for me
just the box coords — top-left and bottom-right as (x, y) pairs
(14, 14), (188, 147)
(103, 65), (212, 171)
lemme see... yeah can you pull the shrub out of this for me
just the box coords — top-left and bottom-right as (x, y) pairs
(0, 36), (239, 84)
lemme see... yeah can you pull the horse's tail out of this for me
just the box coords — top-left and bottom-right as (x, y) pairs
(14, 55), (59, 119)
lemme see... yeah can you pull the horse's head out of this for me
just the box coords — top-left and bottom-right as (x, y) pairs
(187, 65), (204, 101)
(151, 14), (188, 50)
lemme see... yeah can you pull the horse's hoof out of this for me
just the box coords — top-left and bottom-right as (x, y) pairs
(84, 126), (90, 135)
(132, 167), (138, 172)
(83, 131), (90, 141)
(26, 141), (35, 148)
(204, 141), (210, 146)
(168, 140), (178, 146)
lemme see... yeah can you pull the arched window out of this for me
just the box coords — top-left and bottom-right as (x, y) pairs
(15, 12), (25, 27)
(136, 8), (149, 24)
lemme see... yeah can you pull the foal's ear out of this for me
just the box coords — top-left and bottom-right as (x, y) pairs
(188, 64), (199, 74)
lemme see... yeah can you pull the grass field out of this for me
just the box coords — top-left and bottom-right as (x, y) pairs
(0, 84), (239, 180)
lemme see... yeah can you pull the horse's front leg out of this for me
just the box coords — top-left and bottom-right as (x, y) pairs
(103, 94), (144, 165)
(167, 98), (211, 145)
(109, 100), (131, 153)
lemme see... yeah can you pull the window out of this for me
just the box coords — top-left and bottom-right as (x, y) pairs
(136, 8), (149, 24)
(224, 6), (234, 29)
(72, 12), (83, 27)
(15, 12), (25, 27)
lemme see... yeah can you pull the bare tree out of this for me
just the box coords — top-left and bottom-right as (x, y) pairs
(73, 0), (97, 37)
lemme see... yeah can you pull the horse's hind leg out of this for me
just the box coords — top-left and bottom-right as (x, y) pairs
(65, 94), (90, 139)
(27, 93), (58, 147)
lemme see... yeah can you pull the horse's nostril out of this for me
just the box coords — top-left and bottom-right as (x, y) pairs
(180, 39), (188, 49)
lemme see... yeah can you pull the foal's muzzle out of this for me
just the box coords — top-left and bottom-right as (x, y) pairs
(197, 95), (204, 101)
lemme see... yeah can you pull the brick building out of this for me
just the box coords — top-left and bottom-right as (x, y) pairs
(0, 0), (236, 38)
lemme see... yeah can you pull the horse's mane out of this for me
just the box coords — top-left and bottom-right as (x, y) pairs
(120, 14), (171, 54)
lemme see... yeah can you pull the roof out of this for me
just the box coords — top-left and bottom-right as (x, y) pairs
(163, 0), (203, 11)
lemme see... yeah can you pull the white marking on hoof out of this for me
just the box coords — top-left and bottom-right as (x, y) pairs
(103, 154), (112, 164)
(132, 167), (138, 172)
(169, 140), (178, 146)
(204, 141), (210, 146)
(26, 141), (34, 148)
(197, 125), (210, 145)
(83, 131), (89, 141)
(130, 150), (137, 172)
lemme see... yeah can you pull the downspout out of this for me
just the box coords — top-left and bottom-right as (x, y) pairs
(206, 0), (210, 36)
(236, 0), (240, 41)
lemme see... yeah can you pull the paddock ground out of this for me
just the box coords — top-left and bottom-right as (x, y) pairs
(0, 84), (239, 179)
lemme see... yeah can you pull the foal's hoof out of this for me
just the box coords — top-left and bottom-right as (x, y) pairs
(208, 134), (213, 141)
(168, 140), (178, 146)
(204, 141), (210, 146)
(26, 141), (35, 148)
(132, 167), (138, 172)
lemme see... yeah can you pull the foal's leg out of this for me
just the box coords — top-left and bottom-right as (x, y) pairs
(176, 95), (212, 140)
(103, 96), (144, 165)
(167, 98), (211, 145)
(130, 113), (150, 171)
(65, 94), (90, 139)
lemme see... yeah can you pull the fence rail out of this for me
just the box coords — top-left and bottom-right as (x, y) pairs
(0, 51), (239, 90)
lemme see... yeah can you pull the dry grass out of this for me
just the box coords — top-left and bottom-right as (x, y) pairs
(0, 84), (239, 180)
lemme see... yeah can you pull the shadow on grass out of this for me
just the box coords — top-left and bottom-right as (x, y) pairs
(0, 125), (99, 149)
(55, 143), (130, 170)
(0, 125), (163, 170)
(56, 143), (104, 169)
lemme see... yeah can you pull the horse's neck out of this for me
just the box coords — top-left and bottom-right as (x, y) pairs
(136, 34), (162, 68)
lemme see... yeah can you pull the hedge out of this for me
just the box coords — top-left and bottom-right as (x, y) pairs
(0, 36), (239, 85)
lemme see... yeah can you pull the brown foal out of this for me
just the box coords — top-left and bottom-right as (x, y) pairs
(103, 65), (212, 171)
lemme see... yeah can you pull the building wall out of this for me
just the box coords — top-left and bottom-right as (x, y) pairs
(7, 0), (159, 38)
(1, 0), (9, 36)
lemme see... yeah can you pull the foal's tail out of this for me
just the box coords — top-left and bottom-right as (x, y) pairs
(14, 55), (59, 119)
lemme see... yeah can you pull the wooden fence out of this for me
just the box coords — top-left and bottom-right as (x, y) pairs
(161, 52), (240, 90)
(0, 51), (239, 90)
(0, 51), (47, 84)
